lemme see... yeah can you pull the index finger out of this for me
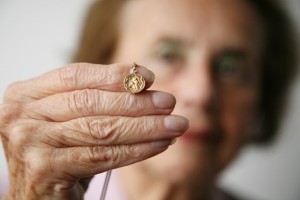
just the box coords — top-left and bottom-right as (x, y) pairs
(4, 63), (155, 102)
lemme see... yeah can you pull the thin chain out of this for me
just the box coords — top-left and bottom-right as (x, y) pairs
(100, 170), (112, 200)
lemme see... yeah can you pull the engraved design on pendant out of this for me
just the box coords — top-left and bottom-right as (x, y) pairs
(124, 66), (145, 94)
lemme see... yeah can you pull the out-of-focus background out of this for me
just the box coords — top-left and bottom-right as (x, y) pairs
(0, 0), (299, 199)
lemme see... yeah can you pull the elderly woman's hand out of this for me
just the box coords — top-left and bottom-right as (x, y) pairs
(0, 63), (188, 200)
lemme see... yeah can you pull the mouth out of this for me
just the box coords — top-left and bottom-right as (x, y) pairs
(178, 127), (221, 145)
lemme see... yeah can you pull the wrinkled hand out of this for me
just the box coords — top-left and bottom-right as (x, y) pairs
(0, 63), (188, 200)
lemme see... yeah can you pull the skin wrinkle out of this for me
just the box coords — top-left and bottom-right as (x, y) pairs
(49, 128), (74, 148)
(72, 90), (93, 117)
(65, 116), (171, 146)
(138, 117), (154, 139)
(45, 115), (167, 148)
(58, 64), (81, 90)
(129, 145), (143, 158)
(20, 103), (44, 121)
(89, 118), (116, 139)
(113, 116), (126, 140)
(115, 92), (133, 114)
(137, 117), (158, 141)
(57, 62), (120, 92)
(124, 117), (141, 140)
(87, 89), (98, 116)
(90, 146), (114, 163)
(47, 63), (140, 95)
(119, 92), (144, 116)
(99, 117), (125, 144)
(85, 116), (165, 145)
(17, 99), (52, 123)
(69, 91), (82, 117)
(28, 89), (174, 122)
(75, 64), (93, 87)
(102, 64), (114, 85)
(48, 124), (72, 147)
(98, 92), (112, 115)
(64, 119), (98, 146)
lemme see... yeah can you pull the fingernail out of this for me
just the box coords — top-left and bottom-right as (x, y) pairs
(137, 67), (155, 82)
(164, 115), (189, 132)
(152, 92), (176, 109)
(152, 140), (172, 149)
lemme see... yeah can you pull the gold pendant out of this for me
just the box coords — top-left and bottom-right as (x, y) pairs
(124, 63), (146, 94)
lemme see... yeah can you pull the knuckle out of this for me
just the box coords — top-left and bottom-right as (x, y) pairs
(59, 63), (84, 88)
(125, 144), (143, 158)
(84, 146), (116, 164)
(88, 117), (120, 141)
(3, 81), (24, 102)
(68, 89), (97, 115)
(9, 122), (36, 149)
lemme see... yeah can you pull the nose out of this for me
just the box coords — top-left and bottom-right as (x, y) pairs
(174, 61), (214, 112)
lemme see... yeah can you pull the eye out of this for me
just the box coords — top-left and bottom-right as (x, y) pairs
(155, 40), (184, 65)
(213, 51), (248, 85)
(158, 48), (182, 63)
(215, 56), (241, 76)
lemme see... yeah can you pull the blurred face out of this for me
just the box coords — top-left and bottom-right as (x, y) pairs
(112, 0), (264, 184)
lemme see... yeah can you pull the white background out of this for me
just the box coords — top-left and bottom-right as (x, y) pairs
(0, 0), (299, 199)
